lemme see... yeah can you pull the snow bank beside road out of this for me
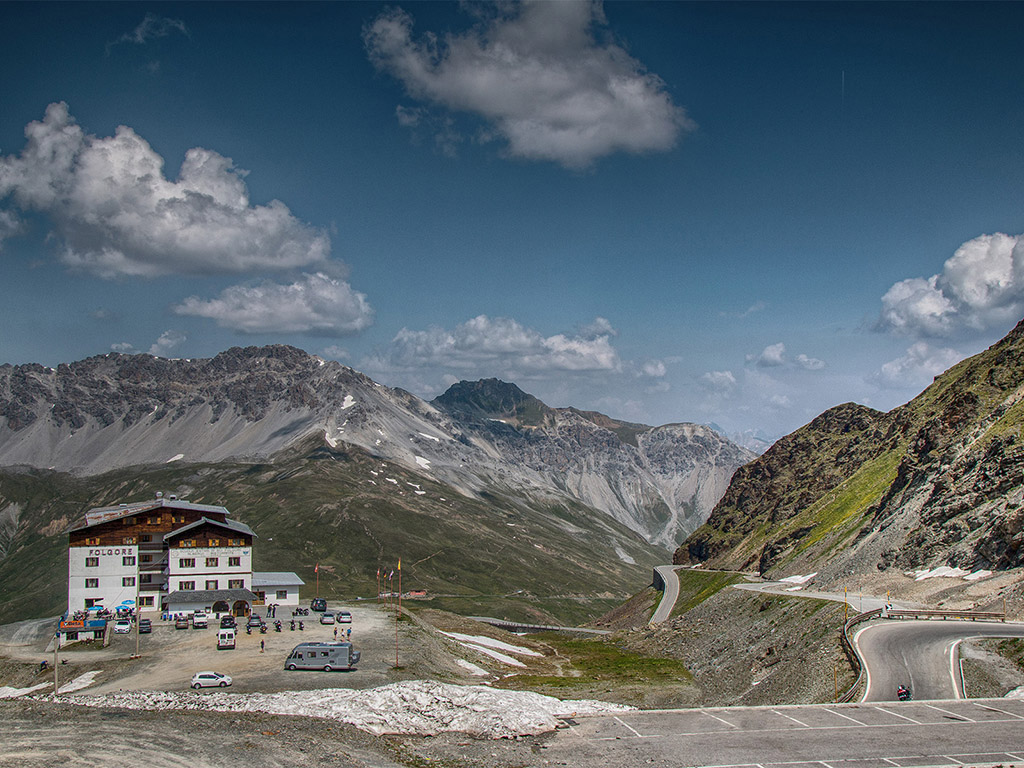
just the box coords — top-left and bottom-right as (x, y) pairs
(48, 680), (633, 738)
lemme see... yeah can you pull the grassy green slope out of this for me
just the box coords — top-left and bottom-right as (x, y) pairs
(0, 435), (661, 626)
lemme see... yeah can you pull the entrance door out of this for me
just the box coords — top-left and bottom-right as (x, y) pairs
(231, 599), (249, 617)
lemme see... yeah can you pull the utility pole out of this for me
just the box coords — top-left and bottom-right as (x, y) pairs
(53, 632), (59, 693)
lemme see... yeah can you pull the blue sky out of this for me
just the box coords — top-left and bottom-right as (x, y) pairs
(2, 2), (1023, 440)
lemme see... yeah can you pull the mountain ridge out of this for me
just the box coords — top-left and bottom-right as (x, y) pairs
(676, 317), (1024, 580)
(0, 345), (753, 548)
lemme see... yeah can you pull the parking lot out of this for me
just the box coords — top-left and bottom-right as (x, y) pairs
(3, 600), (423, 697)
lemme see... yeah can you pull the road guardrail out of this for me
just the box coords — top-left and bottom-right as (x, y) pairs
(882, 608), (1006, 622)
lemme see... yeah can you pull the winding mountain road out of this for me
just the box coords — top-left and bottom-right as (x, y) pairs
(650, 566), (1024, 702)
(855, 620), (1024, 701)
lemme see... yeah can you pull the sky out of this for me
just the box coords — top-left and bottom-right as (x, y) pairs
(2, 2), (1024, 441)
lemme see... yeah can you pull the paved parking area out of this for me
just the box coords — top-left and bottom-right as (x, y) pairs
(539, 698), (1024, 768)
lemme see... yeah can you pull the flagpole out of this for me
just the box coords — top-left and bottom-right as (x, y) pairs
(315, 563), (319, 598)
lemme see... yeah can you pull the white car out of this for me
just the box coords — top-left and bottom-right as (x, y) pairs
(319, 612), (336, 625)
(113, 619), (132, 634)
(191, 671), (232, 689)
(338, 611), (351, 623)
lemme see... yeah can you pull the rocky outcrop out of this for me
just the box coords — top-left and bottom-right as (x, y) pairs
(676, 317), (1024, 576)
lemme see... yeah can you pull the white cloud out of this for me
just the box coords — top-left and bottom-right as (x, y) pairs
(0, 102), (331, 278)
(109, 13), (188, 51)
(750, 342), (787, 367)
(640, 360), (666, 378)
(0, 208), (23, 250)
(110, 342), (135, 353)
(878, 232), (1024, 337)
(699, 370), (737, 394)
(363, 314), (621, 385)
(364, 1), (692, 169)
(871, 341), (964, 390)
(173, 272), (373, 336)
(149, 330), (186, 357)
(322, 345), (350, 360)
(795, 353), (826, 371)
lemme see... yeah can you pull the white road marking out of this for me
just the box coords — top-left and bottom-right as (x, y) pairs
(924, 703), (974, 722)
(613, 716), (645, 738)
(702, 710), (739, 728)
(771, 709), (809, 727)
(875, 706), (921, 724)
(973, 703), (1024, 720)
(947, 639), (963, 699)
(822, 707), (865, 725)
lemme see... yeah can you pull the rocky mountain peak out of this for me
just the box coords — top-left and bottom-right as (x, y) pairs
(431, 379), (550, 427)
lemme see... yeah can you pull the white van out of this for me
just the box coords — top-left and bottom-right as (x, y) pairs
(192, 612), (209, 629)
(284, 641), (359, 671)
(217, 628), (236, 650)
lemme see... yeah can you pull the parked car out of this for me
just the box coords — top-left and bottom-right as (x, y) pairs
(191, 612), (208, 628)
(190, 671), (232, 689)
(220, 615), (236, 629)
(338, 611), (351, 624)
(138, 618), (152, 634)
(246, 615), (265, 629)
(310, 597), (327, 612)
(319, 612), (336, 625)
(113, 619), (132, 634)
(175, 616), (189, 630)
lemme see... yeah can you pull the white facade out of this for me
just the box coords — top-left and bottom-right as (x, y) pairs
(67, 544), (139, 614)
(252, 572), (305, 606)
(167, 545), (253, 594)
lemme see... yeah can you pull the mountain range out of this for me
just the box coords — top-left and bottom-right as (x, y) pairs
(0, 346), (752, 550)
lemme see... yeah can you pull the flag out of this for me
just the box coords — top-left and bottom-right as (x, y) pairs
(376, 567), (380, 578)
(388, 570), (394, 579)
(314, 563), (319, 573)
(398, 558), (401, 571)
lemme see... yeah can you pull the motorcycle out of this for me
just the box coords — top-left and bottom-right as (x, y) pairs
(289, 620), (295, 631)
(274, 620), (282, 632)
(259, 624), (267, 634)
(298, 621), (304, 631)
(897, 685), (911, 701)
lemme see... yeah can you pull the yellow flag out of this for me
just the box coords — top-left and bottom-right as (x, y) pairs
(397, 558), (401, 571)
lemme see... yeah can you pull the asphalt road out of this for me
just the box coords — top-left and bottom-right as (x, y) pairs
(540, 698), (1024, 768)
(649, 565), (681, 624)
(855, 620), (1024, 702)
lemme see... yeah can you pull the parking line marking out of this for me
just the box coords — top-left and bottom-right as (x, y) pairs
(703, 710), (740, 728)
(924, 704), (973, 722)
(772, 709), (809, 727)
(875, 707), (921, 724)
(973, 703), (1024, 720)
(823, 708), (866, 725)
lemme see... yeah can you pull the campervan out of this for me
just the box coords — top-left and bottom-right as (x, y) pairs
(284, 641), (359, 671)
(217, 628), (236, 650)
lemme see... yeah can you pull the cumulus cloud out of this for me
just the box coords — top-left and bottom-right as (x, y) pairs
(0, 102), (331, 278)
(149, 329), (187, 357)
(871, 341), (964, 390)
(877, 232), (1024, 337)
(795, 353), (826, 371)
(173, 272), (373, 336)
(749, 342), (787, 367)
(699, 370), (737, 394)
(640, 360), (666, 378)
(364, 314), (621, 383)
(364, 1), (692, 169)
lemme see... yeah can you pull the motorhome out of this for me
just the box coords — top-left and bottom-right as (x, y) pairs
(217, 628), (236, 650)
(284, 641), (359, 671)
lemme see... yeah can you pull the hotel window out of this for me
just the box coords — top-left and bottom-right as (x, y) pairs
(147, 516), (160, 525)
(178, 558), (195, 568)
(140, 554), (152, 563)
(178, 539), (196, 547)
(139, 596), (154, 607)
(85, 537), (100, 546)
(206, 557), (218, 568)
(206, 580), (218, 590)
(228, 579), (244, 589)
(122, 556), (136, 566)
(179, 580), (195, 591)
(228, 556), (241, 567)
(140, 574), (152, 584)
(228, 538), (244, 546)
(276, 590), (288, 600)
(85, 557), (99, 567)
(141, 534), (152, 542)
(123, 536), (137, 545)
(122, 577), (135, 587)
(85, 578), (99, 589)
(209, 538), (220, 547)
